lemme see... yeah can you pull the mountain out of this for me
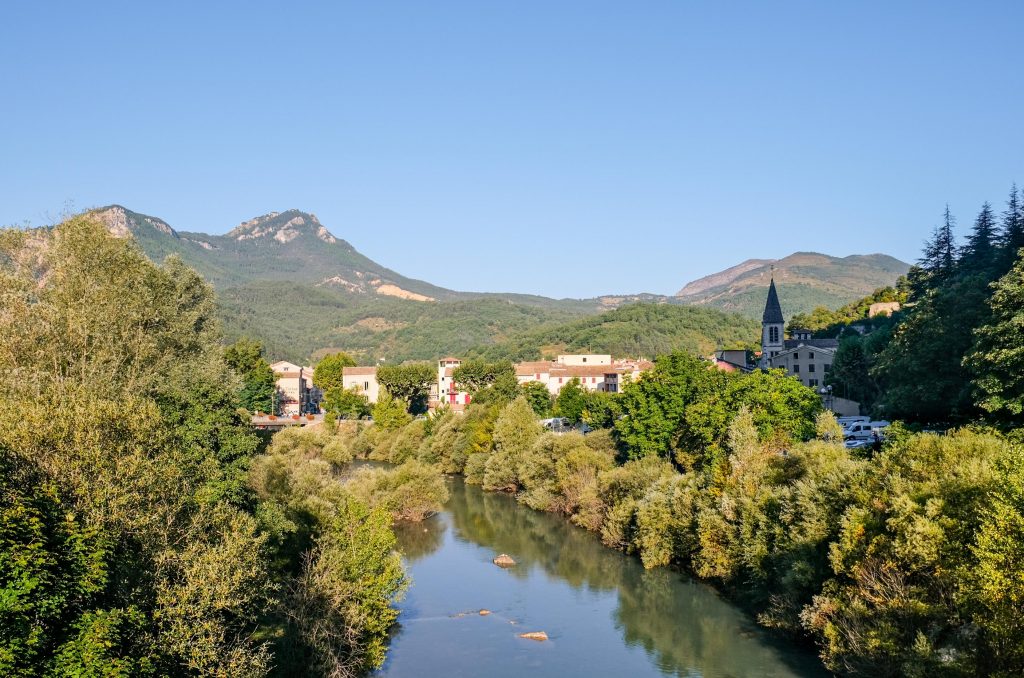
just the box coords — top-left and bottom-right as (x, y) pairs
(675, 252), (910, 321)
(88, 205), (599, 361)
(86, 206), (909, 362)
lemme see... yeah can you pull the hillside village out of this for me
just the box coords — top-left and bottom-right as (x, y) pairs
(264, 278), (889, 421)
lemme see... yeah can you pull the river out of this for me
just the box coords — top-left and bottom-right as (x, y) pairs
(375, 476), (830, 677)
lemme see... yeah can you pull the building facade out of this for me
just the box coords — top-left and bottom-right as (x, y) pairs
(270, 360), (321, 415)
(341, 366), (380, 403)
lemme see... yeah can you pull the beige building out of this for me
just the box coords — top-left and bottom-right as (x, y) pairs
(555, 353), (611, 367)
(270, 360), (321, 415)
(342, 366), (380, 404)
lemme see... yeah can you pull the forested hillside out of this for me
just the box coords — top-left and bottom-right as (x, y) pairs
(466, 303), (760, 362)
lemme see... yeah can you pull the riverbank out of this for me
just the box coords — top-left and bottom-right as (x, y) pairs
(378, 476), (829, 677)
(326, 371), (1022, 676)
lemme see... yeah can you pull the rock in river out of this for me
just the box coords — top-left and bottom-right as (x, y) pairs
(518, 631), (549, 641)
(492, 553), (516, 567)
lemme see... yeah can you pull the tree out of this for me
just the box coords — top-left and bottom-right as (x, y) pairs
(375, 363), (435, 414)
(554, 378), (588, 424)
(323, 386), (371, 420)
(581, 390), (622, 429)
(961, 202), (999, 275)
(965, 254), (1024, 425)
(372, 391), (413, 430)
(225, 338), (277, 413)
(452, 359), (514, 394)
(919, 205), (957, 281)
(998, 184), (1024, 274)
(313, 352), (356, 392)
(521, 381), (553, 416)
(614, 352), (715, 461)
(966, 444), (1024, 674)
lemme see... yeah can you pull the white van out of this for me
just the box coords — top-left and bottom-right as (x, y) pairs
(837, 416), (870, 427)
(844, 421), (890, 440)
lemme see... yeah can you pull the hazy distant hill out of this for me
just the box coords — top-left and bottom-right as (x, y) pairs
(86, 206), (909, 361)
(675, 252), (910, 320)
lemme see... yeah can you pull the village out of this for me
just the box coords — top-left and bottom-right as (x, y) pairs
(259, 280), (892, 427)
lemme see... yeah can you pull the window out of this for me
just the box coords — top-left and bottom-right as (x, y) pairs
(768, 326), (779, 343)
(793, 364), (800, 373)
(535, 373), (541, 379)
(582, 357), (587, 363)
(793, 351), (799, 360)
(592, 377), (597, 383)
(363, 381), (369, 390)
(558, 378), (563, 384)
(809, 379), (819, 387)
(808, 364), (816, 373)
(808, 351), (814, 359)
(824, 363), (831, 372)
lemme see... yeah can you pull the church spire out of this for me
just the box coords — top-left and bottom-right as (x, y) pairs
(762, 277), (784, 325)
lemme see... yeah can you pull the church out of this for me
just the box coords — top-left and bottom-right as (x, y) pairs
(758, 277), (839, 390)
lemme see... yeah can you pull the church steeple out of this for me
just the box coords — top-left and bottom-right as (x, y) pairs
(760, 275), (785, 367)
(762, 277), (784, 325)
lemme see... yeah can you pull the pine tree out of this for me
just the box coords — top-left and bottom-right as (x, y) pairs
(919, 205), (957, 275)
(998, 184), (1024, 273)
(961, 202), (998, 275)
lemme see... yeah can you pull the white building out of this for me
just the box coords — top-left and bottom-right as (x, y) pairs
(342, 366), (380, 403)
(515, 355), (651, 395)
(435, 357), (471, 409)
(270, 360), (320, 415)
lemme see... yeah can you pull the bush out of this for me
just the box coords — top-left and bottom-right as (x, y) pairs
(346, 460), (449, 522)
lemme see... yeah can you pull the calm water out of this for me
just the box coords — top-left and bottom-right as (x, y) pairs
(376, 477), (830, 678)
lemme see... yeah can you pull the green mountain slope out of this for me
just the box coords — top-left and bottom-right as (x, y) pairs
(467, 303), (760, 362)
(675, 252), (910, 320)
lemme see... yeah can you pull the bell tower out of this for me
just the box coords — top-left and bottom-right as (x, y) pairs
(760, 275), (785, 367)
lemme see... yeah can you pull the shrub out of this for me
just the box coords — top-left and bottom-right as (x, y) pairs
(345, 460), (449, 522)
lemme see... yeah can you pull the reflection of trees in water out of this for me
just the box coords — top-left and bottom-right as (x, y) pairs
(393, 515), (446, 563)
(446, 478), (626, 589)
(447, 479), (826, 678)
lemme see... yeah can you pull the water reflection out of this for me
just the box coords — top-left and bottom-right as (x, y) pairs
(386, 477), (828, 678)
(391, 515), (446, 563)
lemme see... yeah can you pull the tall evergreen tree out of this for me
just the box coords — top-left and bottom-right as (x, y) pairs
(960, 202), (999, 275)
(919, 204), (958, 275)
(998, 184), (1024, 273)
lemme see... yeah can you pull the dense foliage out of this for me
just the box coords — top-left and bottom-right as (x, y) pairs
(225, 337), (278, 413)
(0, 217), (408, 677)
(824, 186), (1024, 426)
(334, 343), (1024, 675)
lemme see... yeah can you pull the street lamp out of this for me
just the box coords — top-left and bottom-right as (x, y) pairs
(818, 384), (834, 411)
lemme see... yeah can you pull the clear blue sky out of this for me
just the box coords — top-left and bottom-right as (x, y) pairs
(2, 2), (1022, 298)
